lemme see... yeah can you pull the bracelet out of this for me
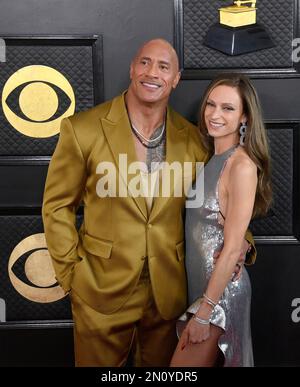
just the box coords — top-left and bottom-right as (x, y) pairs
(193, 315), (210, 325)
(203, 293), (218, 308)
(202, 298), (215, 310)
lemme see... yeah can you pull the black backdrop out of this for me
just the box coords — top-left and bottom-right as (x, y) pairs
(0, 0), (300, 367)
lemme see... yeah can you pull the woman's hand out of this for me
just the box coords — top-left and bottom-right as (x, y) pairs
(180, 300), (214, 349)
(181, 317), (211, 349)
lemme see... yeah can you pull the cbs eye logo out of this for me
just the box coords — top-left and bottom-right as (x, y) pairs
(8, 233), (66, 303)
(2, 65), (75, 138)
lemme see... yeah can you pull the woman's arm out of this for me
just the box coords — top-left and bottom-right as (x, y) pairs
(202, 158), (257, 305)
(182, 157), (257, 346)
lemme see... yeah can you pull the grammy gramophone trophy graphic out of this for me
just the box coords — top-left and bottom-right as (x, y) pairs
(204, 0), (274, 55)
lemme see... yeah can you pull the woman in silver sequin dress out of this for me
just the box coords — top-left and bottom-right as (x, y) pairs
(170, 74), (272, 367)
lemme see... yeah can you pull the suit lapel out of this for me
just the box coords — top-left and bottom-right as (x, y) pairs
(149, 107), (187, 222)
(100, 93), (148, 220)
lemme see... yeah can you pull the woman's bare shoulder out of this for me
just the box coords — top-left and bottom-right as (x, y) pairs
(229, 147), (257, 181)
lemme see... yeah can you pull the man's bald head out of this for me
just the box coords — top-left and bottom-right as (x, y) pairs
(128, 38), (181, 106)
(132, 39), (180, 72)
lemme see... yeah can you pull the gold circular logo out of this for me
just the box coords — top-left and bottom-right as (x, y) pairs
(8, 233), (66, 303)
(2, 65), (75, 138)
(19, 82), (59, 122)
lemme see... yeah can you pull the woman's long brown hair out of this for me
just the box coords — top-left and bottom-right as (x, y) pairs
(198, 73), (272, 218)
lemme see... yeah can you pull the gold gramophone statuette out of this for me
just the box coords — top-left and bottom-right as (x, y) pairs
(203, 0), (273, 55)
(219, 1), (257, 28)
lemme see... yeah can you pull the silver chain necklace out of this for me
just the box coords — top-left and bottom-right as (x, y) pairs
(131, 122), (165, 143)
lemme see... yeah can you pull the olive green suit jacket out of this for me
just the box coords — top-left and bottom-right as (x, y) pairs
(42, 92), (255, 320)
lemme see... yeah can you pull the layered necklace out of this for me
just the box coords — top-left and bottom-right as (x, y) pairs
(130, 120), (166, 149)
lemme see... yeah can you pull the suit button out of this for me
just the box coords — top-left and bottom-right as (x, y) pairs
(147, 223), (152, 229)
(141, 255), (147, 260)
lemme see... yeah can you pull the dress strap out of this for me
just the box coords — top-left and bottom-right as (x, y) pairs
(216, 144), (239, 218)
(219, 209), (226, 220)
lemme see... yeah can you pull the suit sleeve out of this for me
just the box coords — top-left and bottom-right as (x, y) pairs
(42, 117), (87, 292)
(245, 229), (257, 265)
(190, 126), (209, 164)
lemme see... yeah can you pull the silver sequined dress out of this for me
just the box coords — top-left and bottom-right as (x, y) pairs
(178, 145), (254, 367)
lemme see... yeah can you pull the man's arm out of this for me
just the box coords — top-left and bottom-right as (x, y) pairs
(42, 117), (87, 293)
(245, 229), (256, 265)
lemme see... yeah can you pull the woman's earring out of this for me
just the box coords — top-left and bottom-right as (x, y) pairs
(239, 122), (247, 146)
